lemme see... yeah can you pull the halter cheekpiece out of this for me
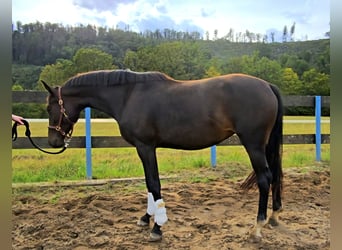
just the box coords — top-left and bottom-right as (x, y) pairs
(48, 86), (75, 140)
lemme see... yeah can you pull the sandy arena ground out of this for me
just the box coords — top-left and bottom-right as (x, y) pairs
(12, 166), (330, 249)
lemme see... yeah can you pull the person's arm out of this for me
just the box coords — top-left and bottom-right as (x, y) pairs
(12, 114), (24, 125)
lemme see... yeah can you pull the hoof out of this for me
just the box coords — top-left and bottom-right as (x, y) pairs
(137, 219), (149, 227)
(248, 233), (262, 243)
(268, 217), (279, 227)
(149, 232), (162, 242)
(248, 220), (265, 243)
(137, 213), (151, 227)
(148, 223), (163, 242)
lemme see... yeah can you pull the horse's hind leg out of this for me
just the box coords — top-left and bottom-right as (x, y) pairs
(268, 182), (283, 226)
(266, 145), (283, 227)
(243, 142), (272, 241)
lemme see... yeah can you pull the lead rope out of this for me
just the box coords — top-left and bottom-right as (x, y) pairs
(12, 119), (68, 154)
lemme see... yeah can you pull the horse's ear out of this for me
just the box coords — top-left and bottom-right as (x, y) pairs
(41, 80), (54, 95)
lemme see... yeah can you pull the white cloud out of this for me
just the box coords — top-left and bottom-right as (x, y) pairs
(13, 0), (93, 25)
(12, 0), (330, 40)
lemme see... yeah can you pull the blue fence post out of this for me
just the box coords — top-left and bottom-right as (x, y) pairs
(85, 107), (92, 179)
(211, 145), (217, 168)
(315, 96), (321, 162)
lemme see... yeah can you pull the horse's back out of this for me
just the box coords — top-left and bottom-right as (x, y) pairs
(118, 73), (279, 149)
(199, 74), (278, 119)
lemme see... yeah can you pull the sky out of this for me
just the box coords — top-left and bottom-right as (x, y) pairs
(12, 0), (330, 41)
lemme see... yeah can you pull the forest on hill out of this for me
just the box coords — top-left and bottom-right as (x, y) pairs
(12, 21), (330, 117)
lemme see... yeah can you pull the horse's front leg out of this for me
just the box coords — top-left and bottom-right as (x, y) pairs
(135, 144), (168, 241)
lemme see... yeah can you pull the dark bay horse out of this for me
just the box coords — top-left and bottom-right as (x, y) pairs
(42, 69), (283, 242)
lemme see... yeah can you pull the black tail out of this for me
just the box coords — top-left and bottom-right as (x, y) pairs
(241, 84), (283, 190)
(266, 84), (283, 192)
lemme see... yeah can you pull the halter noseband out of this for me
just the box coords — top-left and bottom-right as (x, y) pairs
(48, 87), (75, 140)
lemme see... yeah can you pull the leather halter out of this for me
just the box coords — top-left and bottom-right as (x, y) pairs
(48, 87), (75, 139)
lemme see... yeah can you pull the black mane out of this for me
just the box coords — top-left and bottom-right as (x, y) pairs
(64, 69), (174, 87)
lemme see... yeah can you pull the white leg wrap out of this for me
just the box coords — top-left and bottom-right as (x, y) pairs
(154, 199), (168, 226)
(147, 192), (155, 215)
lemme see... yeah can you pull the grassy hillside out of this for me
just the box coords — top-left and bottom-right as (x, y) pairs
(12, 39), (330, 91)
(199, 38), (329, 61)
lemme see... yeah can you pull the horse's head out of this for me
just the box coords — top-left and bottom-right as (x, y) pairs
(42, 81), (77, 148)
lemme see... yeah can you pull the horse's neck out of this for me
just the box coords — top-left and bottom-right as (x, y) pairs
(66, 86), (126, 121)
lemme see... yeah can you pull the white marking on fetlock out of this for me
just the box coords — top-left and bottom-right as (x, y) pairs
(254, 220), (267, 238)
(154, 199), (168, 226)
(147, 192), (155, 216)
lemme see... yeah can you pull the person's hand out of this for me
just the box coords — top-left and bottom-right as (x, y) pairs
(12, 114), (24, 125)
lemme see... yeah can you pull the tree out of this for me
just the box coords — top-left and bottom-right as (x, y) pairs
(12, 84), (24, 91)
(38, 48), (115, 88)
(72, 47), (114, 73)
(290, 22), (296, 41)
(213, 29), (218, 40)
(281, 68), (303, 94)
(38, 59), (75, 88)
(318, 47), (330, 74)
(283, 25), (288, 42)
(123, 46), (158, 72)
(253, 56), (283, 85)
(302, 68), (330, 96)
(204, 66), (221, 78)
(223, 52), (283, 86)
(123, 41), (208, 79)
(12, 64), (43, 90)
(270, 32), (275, 43)
(225, 28), (234, 42)
(123, 50), (140, 71)
(279, 54), (310, 77)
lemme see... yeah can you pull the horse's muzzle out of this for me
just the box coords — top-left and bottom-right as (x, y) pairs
(48, 137), (65, 148)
